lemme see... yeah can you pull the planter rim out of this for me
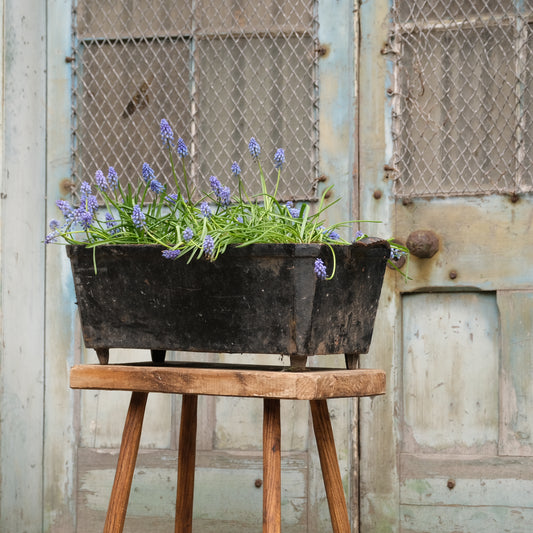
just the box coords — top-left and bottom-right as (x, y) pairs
(66, 237), (390, 259)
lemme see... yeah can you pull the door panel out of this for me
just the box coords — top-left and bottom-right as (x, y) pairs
(402, 292), (500, 455)
(359, 1), (533, 531)
(499, 290), (533, 457)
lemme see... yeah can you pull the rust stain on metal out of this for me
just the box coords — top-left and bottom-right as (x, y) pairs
(315, 43), (330, 58)
(60, 178), (75, 195)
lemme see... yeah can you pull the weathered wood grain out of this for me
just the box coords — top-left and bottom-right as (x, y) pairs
(310, 400), (351, 533)
(77, 448), (308, 533)
(175, 394), (197, 533)
(402, 292), (500, 454)
(70, 363), (386, 400)
(0, 1), (47, 531)
(498, 290), (533, 456)
(104, 392), (148, 533)
(263, 399), (282, 533)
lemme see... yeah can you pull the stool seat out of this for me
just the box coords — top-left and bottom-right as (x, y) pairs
(70, 361), (386, 399)
(71, 362), (385, 533)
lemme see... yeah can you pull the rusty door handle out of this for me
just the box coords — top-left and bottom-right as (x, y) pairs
(406, 230), (439, 258)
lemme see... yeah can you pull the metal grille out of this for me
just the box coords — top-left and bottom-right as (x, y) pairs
(71, 0), (319, 201)
(390, 1), (533, 198)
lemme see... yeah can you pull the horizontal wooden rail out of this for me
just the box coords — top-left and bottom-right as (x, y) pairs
(70, 362), (386, 400)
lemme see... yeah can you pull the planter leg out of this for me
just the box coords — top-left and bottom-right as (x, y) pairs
(175, 394), (198, 533)
(263, 398), (281, 533)
(344, 353), (359, 370)
(104, 391), (148, 533)
(96, 348), (110, 365)
(289, 355), (307, 370)
(310, 399), (351, 533)
(151, 349), (166, 363)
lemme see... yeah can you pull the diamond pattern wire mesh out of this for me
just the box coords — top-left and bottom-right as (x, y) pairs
(71, 0), (319, 201)
(389, 1), (533, 198)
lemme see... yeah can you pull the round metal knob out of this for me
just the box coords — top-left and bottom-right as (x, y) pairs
(406, 230), (439, 259)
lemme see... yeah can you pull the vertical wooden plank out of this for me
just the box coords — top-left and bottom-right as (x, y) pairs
(312, 0), (357, 528)
(0, 1), (47, 531)
(318, 0), (357, 234)
(499, 290), (533, 456)
(44, 1), (79, 531)
(263, 398), (281, 533)
(175, 394), (198, 533)
(358, 0), (400, 531)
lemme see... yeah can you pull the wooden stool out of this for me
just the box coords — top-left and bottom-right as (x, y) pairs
(70, 362), (386, 533)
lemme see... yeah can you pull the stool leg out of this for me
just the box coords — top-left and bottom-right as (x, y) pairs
(175, 394), (198, 533)
(104, 391), (148, 533)
(263, 398), (281, 533)
(310, 399), (351, 533)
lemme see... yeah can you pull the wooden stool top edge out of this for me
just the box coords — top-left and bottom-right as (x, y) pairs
(70, 363), (386, 400)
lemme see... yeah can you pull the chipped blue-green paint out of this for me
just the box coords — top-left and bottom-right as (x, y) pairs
(402, 292), (500, 454)
(0, 1), (47, 531)
(401, 504), (533, 533)
(498, 290), (533, 456)
(358, 2), (533, 533)
(318, 0), (356, 236)
(44, 1), (80, 531)
(78, 449), (308, 532)
(358, 0), (401, 532)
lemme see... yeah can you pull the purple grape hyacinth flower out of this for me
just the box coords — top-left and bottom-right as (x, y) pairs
(248, 137), (260, 159)
(150, 179), (164, 194)
(231, 161), (241, 176)
(314, 258), (327, 280)
(390, 247), (406, 261)
(286, 201), (299, 218)
(80, 181), (91, 200)
(165, 193), (178, 204)
(107, 167), (119, 189)
(131, 204), (146, 228)
(183, 227), (194, 242)
(200, 201), (211, 218)
(142, 162), (156, 184)
(203, 235), (215, 256)
(210, 176), (230, 205)
(79, 209), (93, 230)
(95, 169), (108, 191)
(162, 249), (181, 259)
(210, 175), (222, 194)
(45, 231), (58, 244)
(274, 148), (285, 169)
(56, 199), (72, 216)
(177, 137), (188, 157)
(86, 194), (99, 213)
(105, 212), (120, 235)
(160, 119), (174, 146)
(219, 186), (231, 205)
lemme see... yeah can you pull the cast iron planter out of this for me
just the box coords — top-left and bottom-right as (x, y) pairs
(67, 239), (389, 361)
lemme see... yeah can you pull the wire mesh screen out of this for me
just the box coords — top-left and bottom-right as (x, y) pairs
(71, 0), (319, 201)
(390, 1), (533, 198)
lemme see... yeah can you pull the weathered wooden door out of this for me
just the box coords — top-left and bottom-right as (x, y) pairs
(38, 1), (361, 532)
(358, 1), (533, 532)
